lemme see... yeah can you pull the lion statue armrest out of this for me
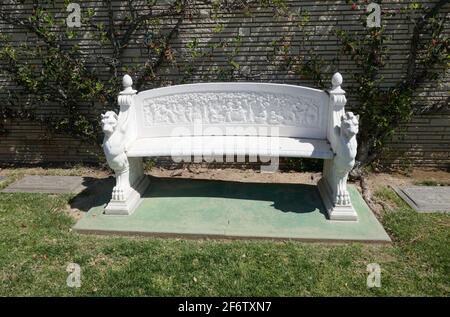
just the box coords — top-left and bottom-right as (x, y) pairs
(333, 111), (359, 206)
(101, 111), (130, 201)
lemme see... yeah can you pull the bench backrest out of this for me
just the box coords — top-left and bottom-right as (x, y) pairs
(133, 83), (329, 139)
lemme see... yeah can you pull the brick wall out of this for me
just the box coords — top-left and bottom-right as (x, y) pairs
(0, 0), (449, 168)
(382, 112), (450, 169)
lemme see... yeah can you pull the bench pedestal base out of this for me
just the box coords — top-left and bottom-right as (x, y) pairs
(318, 178), (358, 221)
(104, 175), (150, 215)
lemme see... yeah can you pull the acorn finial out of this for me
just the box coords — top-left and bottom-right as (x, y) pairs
(331, 72), (343, 88)
(123, 74), (133, 89)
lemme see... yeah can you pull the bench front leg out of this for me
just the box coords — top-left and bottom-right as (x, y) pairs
(102, 75), (150, 215)
(319, 155), (357, 221)
(318, 73), (359, 221)
(110, 152), (130, 202)
(105, 156), (149, 215)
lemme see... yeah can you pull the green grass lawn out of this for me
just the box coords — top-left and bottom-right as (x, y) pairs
(0, 182), (448, 296)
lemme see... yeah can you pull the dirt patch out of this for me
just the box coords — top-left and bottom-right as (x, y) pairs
(364, 170), (450, 193)
(0, 166), (110, 179)
(149, 166), (321, 185)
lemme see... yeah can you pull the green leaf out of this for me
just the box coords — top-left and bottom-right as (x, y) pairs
(229, 60), (240, 69)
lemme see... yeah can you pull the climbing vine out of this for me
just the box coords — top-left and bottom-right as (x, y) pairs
(0, 0), (291, 145)
(0, 0), (448, 169)
(0, 0), (192, 144)
(336, 0), (449, 170)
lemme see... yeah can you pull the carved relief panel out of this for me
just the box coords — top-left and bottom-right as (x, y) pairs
(142, 92), (321, 128)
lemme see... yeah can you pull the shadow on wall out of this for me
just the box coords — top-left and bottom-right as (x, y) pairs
(0, 120), (101, 164)
(69, 175), (326, 216)
(382, 138), (450, 171)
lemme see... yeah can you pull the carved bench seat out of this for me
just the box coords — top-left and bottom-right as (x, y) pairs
(126, 136), (334, 159)
(101, 73), (360, 221)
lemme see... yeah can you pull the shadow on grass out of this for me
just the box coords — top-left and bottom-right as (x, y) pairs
(70, 175), (326, 216)
(69, 176), (114, 212)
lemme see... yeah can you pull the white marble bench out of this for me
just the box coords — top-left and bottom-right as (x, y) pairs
(101, 73), (359, 221)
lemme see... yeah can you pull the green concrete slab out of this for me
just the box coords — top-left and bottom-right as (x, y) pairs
(73, 176), (391, 243)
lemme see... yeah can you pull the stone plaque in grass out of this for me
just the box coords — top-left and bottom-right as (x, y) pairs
(0, 176), (5, 182)
(2, 175), (87, 194)
(392, 186), (450, 213)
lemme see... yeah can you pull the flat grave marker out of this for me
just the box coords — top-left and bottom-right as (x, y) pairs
(2, 175), (87, 194)
(392, 186), (450, 213)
